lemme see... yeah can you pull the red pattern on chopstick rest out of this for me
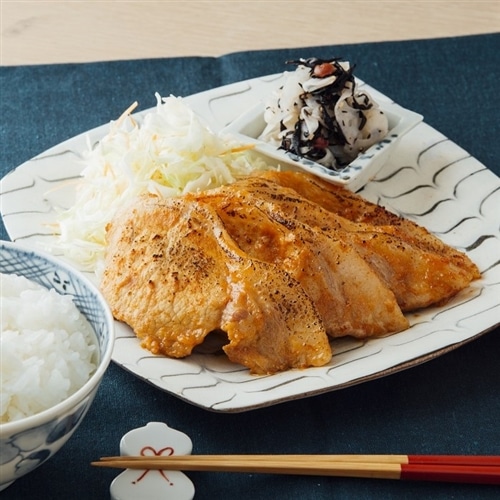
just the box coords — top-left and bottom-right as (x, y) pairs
(132, 446), (175, 485)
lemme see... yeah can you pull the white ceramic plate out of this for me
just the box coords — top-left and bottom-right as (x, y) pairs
(1, 74), (499, 412)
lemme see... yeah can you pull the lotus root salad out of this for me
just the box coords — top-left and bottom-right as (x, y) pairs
(259, 57), (389, 169)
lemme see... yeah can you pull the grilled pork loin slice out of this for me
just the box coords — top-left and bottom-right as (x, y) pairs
(238, 173), (480, 311)
(258, 170), (480, 284)
(101, 195), (331, 375)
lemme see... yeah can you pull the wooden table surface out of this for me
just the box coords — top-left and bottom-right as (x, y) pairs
(1, 1), (499, 66)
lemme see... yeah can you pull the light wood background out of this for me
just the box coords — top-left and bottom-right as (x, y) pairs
(1, 1), (499, 66)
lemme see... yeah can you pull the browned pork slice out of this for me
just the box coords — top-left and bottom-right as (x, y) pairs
(193, 191), (409, 338)
(100, 195), (331, 375)
(256, 170), (405, 224)
(343, 231), (478, 310)
(257, 170), (481, 282)
(218, 174), (480, 311)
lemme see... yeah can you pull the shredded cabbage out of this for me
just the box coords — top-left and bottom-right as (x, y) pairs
(53, 94), (272, 271)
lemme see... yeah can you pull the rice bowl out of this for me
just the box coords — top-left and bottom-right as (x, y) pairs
(1, 273), (99, 423)
(0, 241), (114, 491)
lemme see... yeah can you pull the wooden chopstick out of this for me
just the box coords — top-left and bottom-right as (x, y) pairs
(91, 454), (500, 485)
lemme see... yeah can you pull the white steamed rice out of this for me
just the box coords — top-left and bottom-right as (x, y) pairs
(0, 273), (97, 423)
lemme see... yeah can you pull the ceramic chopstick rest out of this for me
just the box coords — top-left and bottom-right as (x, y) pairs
(110, 422), (195, 500)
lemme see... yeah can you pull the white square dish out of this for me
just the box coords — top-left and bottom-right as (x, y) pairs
(222, 98), (423, 192)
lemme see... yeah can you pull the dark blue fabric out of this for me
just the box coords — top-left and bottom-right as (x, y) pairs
(1, 34), (499, 499)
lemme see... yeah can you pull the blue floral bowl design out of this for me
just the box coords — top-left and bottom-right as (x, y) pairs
(0, 241), (114, 491)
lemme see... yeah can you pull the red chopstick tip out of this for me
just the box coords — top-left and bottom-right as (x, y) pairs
(401, 464), (500, 485)
(408, 455), (500, 467)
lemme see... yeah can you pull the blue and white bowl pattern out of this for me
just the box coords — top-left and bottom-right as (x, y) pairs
(0, 241), (114, 491)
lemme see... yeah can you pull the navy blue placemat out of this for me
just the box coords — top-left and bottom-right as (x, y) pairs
(1, 34), (499, 499)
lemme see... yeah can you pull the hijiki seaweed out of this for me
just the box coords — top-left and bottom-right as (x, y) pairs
(259, 57), (389, 169)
